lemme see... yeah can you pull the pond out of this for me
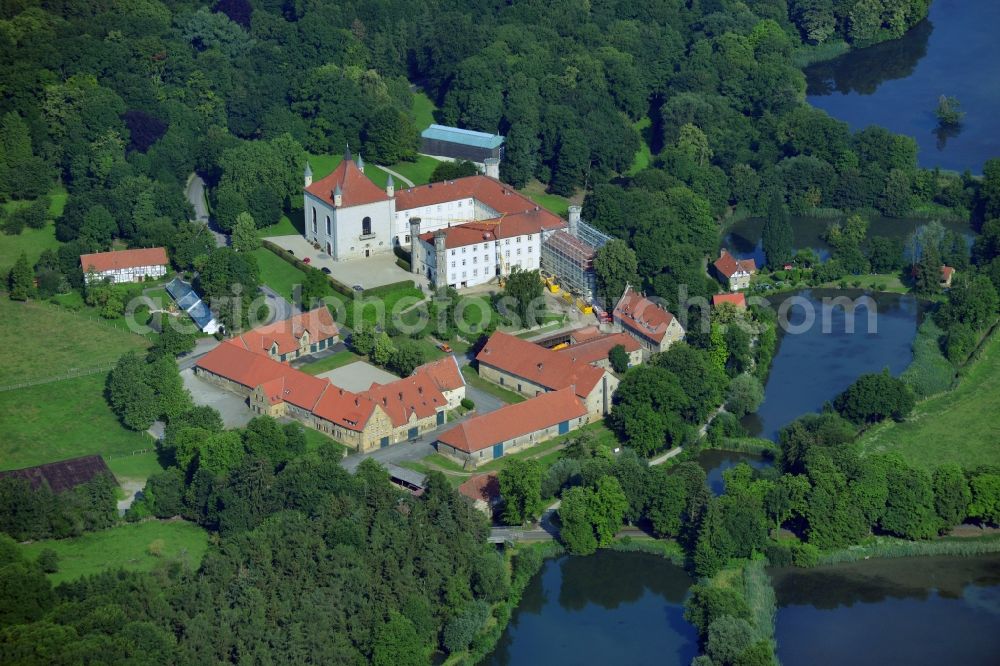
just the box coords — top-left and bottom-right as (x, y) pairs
(483, 551), (698, 665)
(770, 555), (1000, 665)
(803, 0), (1000, 172)
(723, 215), (972, 268)
(742, 289), (921, 441)
(695, 449), (773, 495)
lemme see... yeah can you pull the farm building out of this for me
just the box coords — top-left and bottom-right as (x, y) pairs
(80, 247), (168, 284)
(0, 455), (116, 493)
(419, 124), (504, 164)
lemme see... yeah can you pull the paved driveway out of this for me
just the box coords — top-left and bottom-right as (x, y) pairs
(263, 234), (428, 291)
(180, 368), (253, 428)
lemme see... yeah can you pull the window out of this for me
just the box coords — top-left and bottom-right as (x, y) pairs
(528, 234), (533, 240)
(462, 271), (467, 278)
(451, 249), (456, 256)
(451, 261), (455, 268)
(473, 268), (478, 276)
(505, 239), (510, 245)
(473, 256), (478, 264)
(528, 246), (533, 253)
(461, 247), (466, 253)
(405, 234), (410, 243)
(362, 217), (372, 236)
(326, 216), (331, 235)
(312, 208), (317, 231)
(462, 259), (466, 266)
(517, 248), (522, 255)
(505, 250), (510, 257)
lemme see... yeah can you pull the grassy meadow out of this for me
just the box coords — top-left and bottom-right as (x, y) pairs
(860, 332), (1000, 469)
(19, 520), (209, 585)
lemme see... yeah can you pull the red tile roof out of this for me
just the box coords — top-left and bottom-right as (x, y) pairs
(437, 388), (587, 453)
(413, 355), (465, 392)
(305, 159), (389, 208)
(569, 326), (604, 344)
(365, 373), (446, 428)
(417, 209), (565, 249)
(458, 472), (500, 504)
(230, 307), (339, 356)
(312, 385), (378, 432)
(80, 247), (168, 273)
(475, 331), (606, 400)
(941, 266), (955, 280)
(196, 340), (295, 391)
(556, 331), (640, 366)
(713, 250), (757, 279)
(712, 293), (747, 309)
(613, 286), (679, 344)
(396, 175), (555, 218)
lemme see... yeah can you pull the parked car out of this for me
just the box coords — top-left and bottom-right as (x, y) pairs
(321, 267), (331, 274)
(438, 342), (452, 353)
(352, 284), (363, 292)
(303, 257), (311, 264)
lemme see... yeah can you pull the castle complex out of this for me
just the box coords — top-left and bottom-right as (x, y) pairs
(302, 151), (566, 289)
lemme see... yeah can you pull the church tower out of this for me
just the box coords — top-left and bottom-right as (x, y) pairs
(304, 162), (313, 188)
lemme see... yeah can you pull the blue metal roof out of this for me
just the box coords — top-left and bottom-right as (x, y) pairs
(166, 277), (193, 300)
(187, 301), (216, 330)
(176, 291), (199, 311)
(421, 124), (504, 149)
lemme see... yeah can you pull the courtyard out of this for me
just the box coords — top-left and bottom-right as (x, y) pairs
(314, 360), (400, 392)
(264, 234), (427, 290)
(180, 368), (254, 428)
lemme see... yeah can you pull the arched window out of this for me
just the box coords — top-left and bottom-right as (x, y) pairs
(311, 208), (317, 233)
(362, 216), (372, 236)
(326, 216), (331, 235)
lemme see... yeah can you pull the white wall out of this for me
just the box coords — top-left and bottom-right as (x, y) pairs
(304, 193), (396, 260)
(393, 197), (480, 245)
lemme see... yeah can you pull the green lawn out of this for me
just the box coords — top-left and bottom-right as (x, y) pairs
(0, 298), (150, 385)
(253, 247), (312, 302)
(0, 186), (68, 273)
(0, 373), (154, 470)
(859, 332), (1000, 469)
(302, 427), (348, 456)
(518, 180), (572, 217)
(818, 273), (908, 294)
(19, 520), (209, 585)
(257, 213), (302, 239)
(387, 156), (441, 186)
(628, 116), (654, 176)
(461, 365), (525, 404)
(107, 452), (166, 484)
(411, 90), (437, 130)
(300, 349), (364, 375)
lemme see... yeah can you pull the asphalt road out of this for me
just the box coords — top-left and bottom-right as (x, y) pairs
(185, 174), (228, 248)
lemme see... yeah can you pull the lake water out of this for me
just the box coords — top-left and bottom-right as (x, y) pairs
(771, 555), (1000, 665)
(484, 551), (698, 665)
(723, 215), (972, 268)
(804, 0), (1000, 172)
(742, 289), (921, 440)
(695, 449), (773, 495)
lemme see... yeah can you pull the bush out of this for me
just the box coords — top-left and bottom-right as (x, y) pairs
(36, 548), (59, 573)
(460, 397), (475, 410)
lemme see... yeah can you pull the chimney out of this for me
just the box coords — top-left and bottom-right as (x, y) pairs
(304, 161), (313, 188)
(568, 205), (581, 237)
(386, 173), (394, 198)
(484, 157), (500, 180)
(333, 183), (342, 208)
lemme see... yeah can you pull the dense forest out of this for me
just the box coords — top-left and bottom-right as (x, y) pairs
(2, 0), (952, 308)
(7, 0), (1000, 662)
